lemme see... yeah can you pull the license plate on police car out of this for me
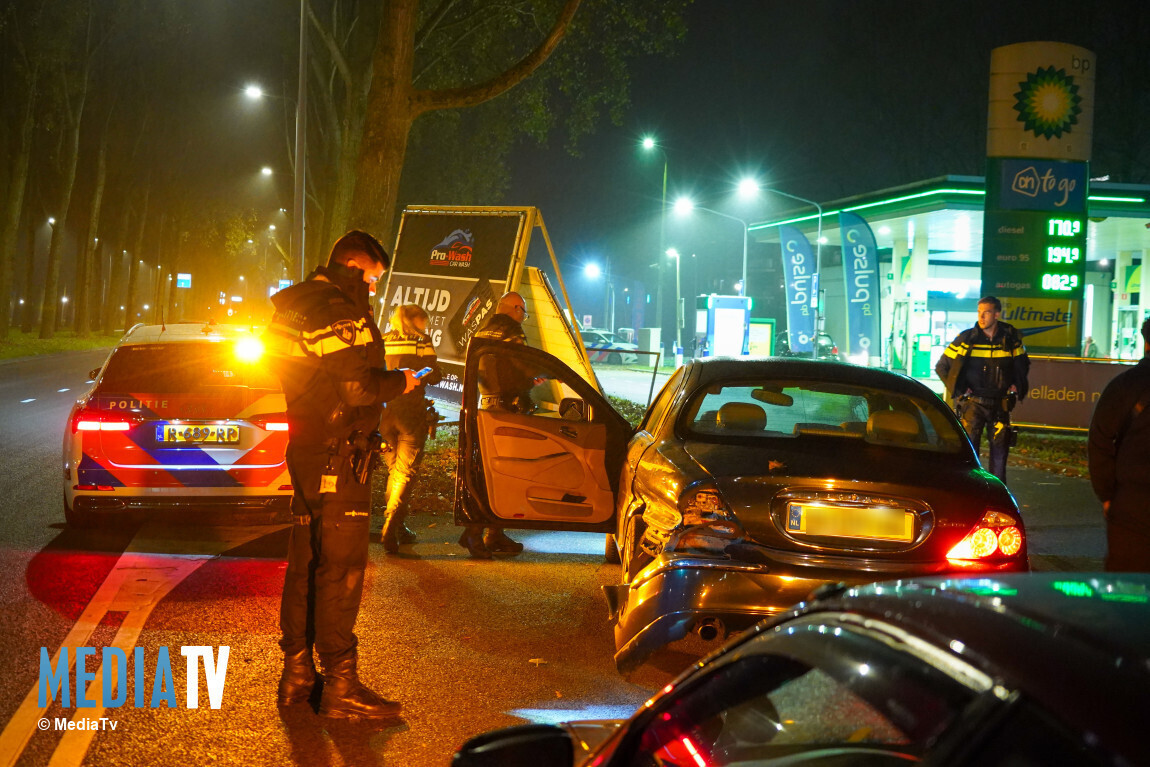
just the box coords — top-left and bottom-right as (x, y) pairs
(156, 424), (241, 444)
(786, 502), (914, 541)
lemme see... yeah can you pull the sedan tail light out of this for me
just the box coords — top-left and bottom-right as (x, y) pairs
(947, 510), (1024, 563)
(71, 409), (136, 433)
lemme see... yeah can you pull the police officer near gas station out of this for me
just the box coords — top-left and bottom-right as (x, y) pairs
(265, 230), (419, 719)
(935, 295), (1030, 484)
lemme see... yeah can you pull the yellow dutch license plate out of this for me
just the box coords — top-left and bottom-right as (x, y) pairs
(158, 424), (241, 444)
(786, 503), (914, 542)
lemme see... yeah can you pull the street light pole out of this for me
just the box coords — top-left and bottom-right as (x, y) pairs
(642, 137), (669, 355)
(293, 0), (307, 284)
(667, 248), (681, 352)
(690, 205), (749, 296)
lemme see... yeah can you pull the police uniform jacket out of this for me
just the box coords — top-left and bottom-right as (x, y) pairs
(935, 322), (1030, 401)
(382, 329), (441, 433)
(1088, 357), (1150, 536)
(265, 264), (406, 446)
(472, 313), (535, 402)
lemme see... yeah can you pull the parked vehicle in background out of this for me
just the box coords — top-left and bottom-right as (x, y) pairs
(774, 331), (842, 361)
(62, 322), (292, 527)
(455, 572), (1150, 767)
(581, 328), (640, 365)
(456, 347), (1027, 672)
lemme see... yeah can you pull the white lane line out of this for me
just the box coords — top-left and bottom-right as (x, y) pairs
(0, 524), (287, 767)
(58, 388), (70, 393)
(20, 399), (35, 403)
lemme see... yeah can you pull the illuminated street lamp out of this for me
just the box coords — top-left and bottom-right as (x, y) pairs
(673, 195), (750, 297)
(244, 84), (263, 100)
(584, 259), (615, 330)
(261, 166), (273, 177)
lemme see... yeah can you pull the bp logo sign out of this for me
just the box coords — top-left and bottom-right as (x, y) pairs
(1013, 66), (1082, 139)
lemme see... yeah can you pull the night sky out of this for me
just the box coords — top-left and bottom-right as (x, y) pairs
(505, 0), (1150, 318)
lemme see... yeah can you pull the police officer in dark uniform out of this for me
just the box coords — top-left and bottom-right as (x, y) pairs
(264, 230), (419, 718)
(459, 291), (537, 557)
(935, 295), (1030, 483)
(1089, 317), (1150, 571)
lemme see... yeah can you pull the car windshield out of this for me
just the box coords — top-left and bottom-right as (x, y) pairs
(98, 342), (280, 393)
(680, 379), (964, 452)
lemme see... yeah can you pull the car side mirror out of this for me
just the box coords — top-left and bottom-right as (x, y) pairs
(87, 368), (102, 380)
(453, 724), (574, 767)
(559, 397), (588, 421)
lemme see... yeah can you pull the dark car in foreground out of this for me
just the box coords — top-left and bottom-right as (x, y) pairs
(454, 573), (1150, 767)
(455, 346), (1026, 671)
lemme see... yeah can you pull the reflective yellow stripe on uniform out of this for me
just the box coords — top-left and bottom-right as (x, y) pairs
(968, 347), (1015, 359)
(383, 338), (420, 355)
(300, 318), (374, 357)
(943, 342), (969, 359)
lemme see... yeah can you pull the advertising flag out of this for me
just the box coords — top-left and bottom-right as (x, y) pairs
(838, 211), (881, 361)
(779, 226), (815, 353)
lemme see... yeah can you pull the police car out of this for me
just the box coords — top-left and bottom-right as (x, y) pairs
(580, 329), (640, 365)
(62, 322), (292, 527)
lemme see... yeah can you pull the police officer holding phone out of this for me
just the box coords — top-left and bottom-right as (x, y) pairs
(264, 231), (420, 719)
(379, 303), (442, 553)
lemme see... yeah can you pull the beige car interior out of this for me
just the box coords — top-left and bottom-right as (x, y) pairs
(475, 407), (614, 524)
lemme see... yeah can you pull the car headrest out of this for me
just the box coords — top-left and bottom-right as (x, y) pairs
(867, 410), (919, 442)
(717, 402), (767, 431)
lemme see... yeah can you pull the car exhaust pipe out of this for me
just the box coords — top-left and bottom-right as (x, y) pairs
(695, 617), (725, 642)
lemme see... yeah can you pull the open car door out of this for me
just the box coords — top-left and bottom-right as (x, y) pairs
(456, 338), (632, 533)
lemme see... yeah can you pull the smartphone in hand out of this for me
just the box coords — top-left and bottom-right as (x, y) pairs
(414, 367), (433, 379)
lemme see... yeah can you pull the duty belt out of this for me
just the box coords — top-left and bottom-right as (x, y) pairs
(966, 395), (1001, 406)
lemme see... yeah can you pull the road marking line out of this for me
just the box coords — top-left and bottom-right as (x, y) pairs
(0, 524), (286, 767)
(20, 399), (35, 403)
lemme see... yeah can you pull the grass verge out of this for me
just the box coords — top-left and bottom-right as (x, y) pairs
(0, 329), (119, 361)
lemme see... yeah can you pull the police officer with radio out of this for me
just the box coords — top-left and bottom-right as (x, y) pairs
(264, 231), (420, 719)
(935, 295), (1030, 483)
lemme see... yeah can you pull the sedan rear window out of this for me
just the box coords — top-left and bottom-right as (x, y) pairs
(680, 380), (964, 452)
(98, 342), (280, 393)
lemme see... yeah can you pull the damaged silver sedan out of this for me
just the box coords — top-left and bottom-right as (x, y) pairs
(456, 343), (1027, 672)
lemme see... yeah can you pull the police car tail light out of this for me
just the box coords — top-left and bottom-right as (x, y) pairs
(947, 510), (1024, 561)
(252, 415), (289, 432)
(72, 409), (135, 433)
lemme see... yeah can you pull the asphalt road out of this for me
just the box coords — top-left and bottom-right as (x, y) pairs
(0, 350), (1107, 766)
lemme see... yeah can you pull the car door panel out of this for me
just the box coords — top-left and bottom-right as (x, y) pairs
(458, 338), (632, 532)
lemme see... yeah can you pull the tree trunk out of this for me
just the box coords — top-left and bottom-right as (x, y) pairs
(76, 113), (110, 337)
(124, 184), (150, 329)
(351, 0), (418, 242)
(39, 103), (86, 338)
(0, 77), (38, 340)
(21, 218), (37, 333)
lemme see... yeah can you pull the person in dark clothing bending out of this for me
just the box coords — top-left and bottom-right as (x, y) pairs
(264, 230), (419, 719)
(1089, 318), (1150, 571)
(378, 303), (442, 553)
(459, 291), (540, 558)
(935, 295), (1030, 483)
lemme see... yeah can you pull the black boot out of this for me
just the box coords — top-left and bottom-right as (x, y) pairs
(484, 528), (524, 554)
(380, 514), (400, 555)
(396, 520), (417, 544)
(318, 656), (403, 720)
(458, 527), (492, 559)
(277, 648), (316, 707)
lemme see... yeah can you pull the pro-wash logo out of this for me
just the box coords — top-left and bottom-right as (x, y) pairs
(1013, 66), (1082, 139)
(429, 229), (474, 268)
